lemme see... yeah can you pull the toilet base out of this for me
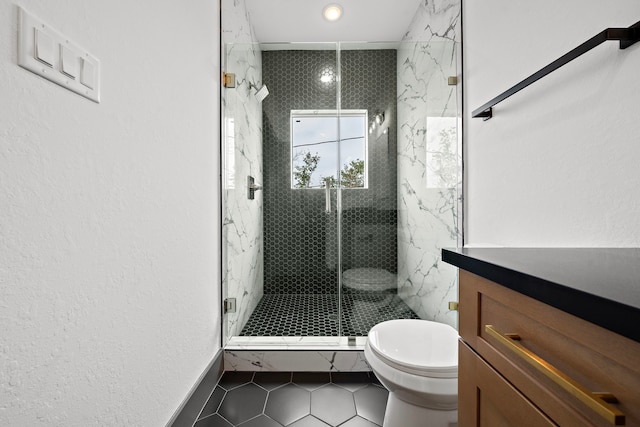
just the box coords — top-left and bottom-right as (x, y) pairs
(383, 392), (457, 427)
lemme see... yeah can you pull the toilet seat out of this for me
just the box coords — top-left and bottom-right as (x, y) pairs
(367, 319), (458, 378)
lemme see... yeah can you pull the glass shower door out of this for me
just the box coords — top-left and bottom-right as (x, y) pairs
(260, 45), (342, 340)
(223, 42), (346, 345)
(290, 109), (370, 338)
(336, 44), (408, 337)
(337, 40), (460, 337)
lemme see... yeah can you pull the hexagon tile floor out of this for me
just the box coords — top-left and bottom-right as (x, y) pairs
(240, 292), (419, 336)
(193, 371), (388, 427)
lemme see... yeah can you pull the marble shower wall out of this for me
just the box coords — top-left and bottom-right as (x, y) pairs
(222, 0), (264, 339)
(396, 0), (462, 328)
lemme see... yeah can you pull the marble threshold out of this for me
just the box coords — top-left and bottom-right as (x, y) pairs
(224, 337), (371, 372)
(225, 336), (368, 351)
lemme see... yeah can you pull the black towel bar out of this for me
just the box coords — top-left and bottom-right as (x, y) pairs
(472, 20), (640, 120)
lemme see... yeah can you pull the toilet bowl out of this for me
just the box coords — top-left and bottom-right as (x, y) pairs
(364, 319), (459, 427)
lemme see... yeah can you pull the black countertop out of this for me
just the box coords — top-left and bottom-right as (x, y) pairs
(442, 248), (640, 343)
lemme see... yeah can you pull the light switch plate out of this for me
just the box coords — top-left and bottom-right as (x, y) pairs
(18, 6), (100, 103)
(80, 58), (96, 89)
(60, 45), (78, 79)
(34, 28), (54, 66)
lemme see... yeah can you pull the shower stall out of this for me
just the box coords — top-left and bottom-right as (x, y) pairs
(222, 3), (461, 349)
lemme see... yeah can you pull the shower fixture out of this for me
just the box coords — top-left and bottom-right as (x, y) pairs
(223, 73), (268, 102)
(369, 111), (385, 134)
(247, 175), (262, 200)
(250, 82), (269, 103)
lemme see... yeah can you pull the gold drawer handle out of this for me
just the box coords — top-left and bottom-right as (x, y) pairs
(485, 325), (626, 425)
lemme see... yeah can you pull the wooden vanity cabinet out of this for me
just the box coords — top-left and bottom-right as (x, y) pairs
(458, 270), (640, 427)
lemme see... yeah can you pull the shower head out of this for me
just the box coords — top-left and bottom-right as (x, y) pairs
(254, 84), (269, 103)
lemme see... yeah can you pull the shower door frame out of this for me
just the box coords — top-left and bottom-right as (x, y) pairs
(222, 42), (354, 348)
(221, 39), (462, 349)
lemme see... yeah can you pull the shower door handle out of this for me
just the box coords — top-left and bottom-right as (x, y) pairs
(324, 178), (331, 213)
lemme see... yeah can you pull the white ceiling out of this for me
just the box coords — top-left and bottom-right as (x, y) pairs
(244, 0), (423, 43)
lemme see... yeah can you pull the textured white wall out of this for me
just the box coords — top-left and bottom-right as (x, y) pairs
(464, 0), (640, 246)
(0, 1), (220, 425)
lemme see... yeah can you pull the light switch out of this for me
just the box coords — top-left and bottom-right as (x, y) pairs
(80, 58), (95, 89)
(18, 7), (100, 102)
(60, 45), (78, 79)
(34, 28), (54, 66)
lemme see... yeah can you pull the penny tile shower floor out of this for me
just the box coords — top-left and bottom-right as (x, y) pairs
(194, 371), (388, 427)
(240, 292), (419, 336)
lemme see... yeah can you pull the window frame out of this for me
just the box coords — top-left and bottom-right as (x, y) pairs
(290, 109), (369, 190)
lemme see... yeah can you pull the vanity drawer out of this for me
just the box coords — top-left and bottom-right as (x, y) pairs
(459, 270), (640, 427)
(459, 341), (556, 427)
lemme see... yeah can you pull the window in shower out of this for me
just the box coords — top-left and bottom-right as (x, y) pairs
(290, 110), (368, 189)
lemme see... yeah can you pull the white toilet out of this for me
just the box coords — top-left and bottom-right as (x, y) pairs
(364, 319), (459, 427)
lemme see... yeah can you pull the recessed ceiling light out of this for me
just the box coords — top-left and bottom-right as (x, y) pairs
(323, 4), (342, 22)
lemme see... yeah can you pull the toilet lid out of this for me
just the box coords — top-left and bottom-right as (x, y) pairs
(343, 268), (395, 284)
(367, 319), (458, 378)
